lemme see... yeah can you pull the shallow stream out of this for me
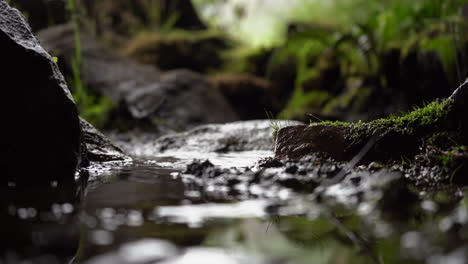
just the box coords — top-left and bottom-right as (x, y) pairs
(2, 150), (468, 264)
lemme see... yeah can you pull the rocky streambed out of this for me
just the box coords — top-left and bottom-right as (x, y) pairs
(4, 116), (468, 264)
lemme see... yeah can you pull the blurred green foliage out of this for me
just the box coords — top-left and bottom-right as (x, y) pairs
(271, 0), (468, 120)
(66, 0), (114, 128)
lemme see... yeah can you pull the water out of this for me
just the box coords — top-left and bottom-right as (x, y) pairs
(2, 151), (468, 264)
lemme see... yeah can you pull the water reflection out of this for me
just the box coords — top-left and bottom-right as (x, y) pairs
(0, 174), (87, 263)
(4, 157), (468, 263)
(78, 161), (468, 264)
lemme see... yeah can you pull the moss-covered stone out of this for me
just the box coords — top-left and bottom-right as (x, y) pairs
(277, 80), (468, 165)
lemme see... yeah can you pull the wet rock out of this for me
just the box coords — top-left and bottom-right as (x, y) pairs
(38, 24), (239, 130)
(275, 125), (349, 161)
(209, 73), (280, 119)
(149, 120), (302, 154)
(123, 32), (230, 73)
(181, 154), (400, 200)
(80, 119), (130, 163)
(185, 160), (215, 177)
(257, 158), (284, 168)
(406, 146), (468, 187)
(0, 2), (81, 183)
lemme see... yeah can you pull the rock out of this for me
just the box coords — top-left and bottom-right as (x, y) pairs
(275, 125), (349, 161)
(209, 73), (279, 119)
(123, 32), (230, 73)
(275, 124), (421, 163)
(134, 120), (302, 156)
(124, 69), (239, 130)
(185, 160), (215, 177)
(37, 23), (162, 102)
(0, 2), (81, 183)
(80, 119), (130, 163)
(38, 24), (239, 130)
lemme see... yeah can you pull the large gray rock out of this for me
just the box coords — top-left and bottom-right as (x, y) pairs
(37, 24), (239, 130)
(0, 2), (81, 183)
(125, 69), (239, 130)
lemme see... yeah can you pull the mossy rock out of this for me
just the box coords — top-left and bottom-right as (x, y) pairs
(122, 31), (232, 73)
(275, 79), (468, 164)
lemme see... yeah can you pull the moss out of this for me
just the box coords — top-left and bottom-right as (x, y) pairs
(312, 99), (453, 139)
(356, 99), (451, 133)
(311, 120), (354, 127)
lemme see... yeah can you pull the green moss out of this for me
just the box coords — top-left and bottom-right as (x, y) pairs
(311, 120), (354, 127)
(312, 99), (453, 141)
(362, 99), (452, 132)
